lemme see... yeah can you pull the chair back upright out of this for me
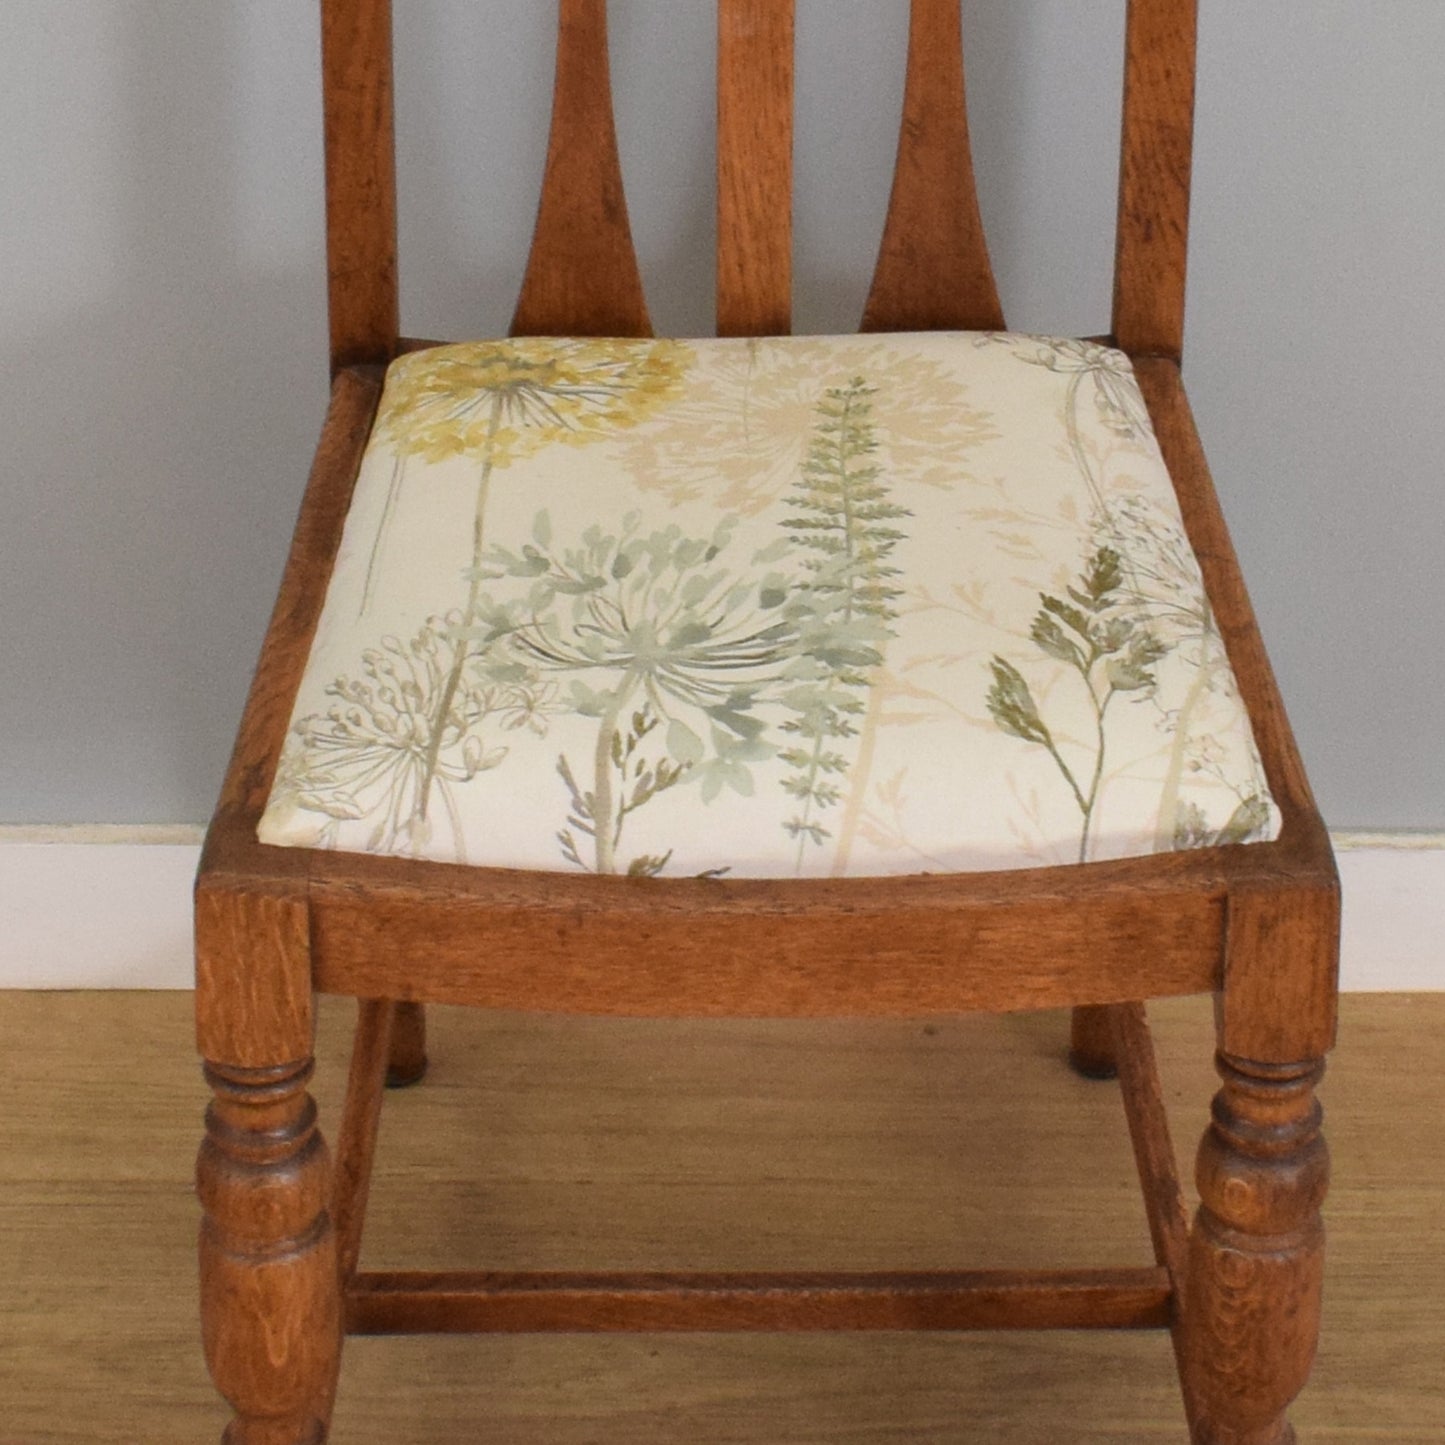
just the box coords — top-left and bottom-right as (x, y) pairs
(319, 0), (1197, 371)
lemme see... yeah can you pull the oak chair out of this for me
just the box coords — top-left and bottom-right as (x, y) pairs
(195, 2), (1339, 1441)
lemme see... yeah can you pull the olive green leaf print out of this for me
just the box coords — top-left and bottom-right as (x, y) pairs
(271, 613), (555, 859)
(1088, 492), (1272, 850)
(778, 378), (909, 868)
(987, 545), (1167, 863)
(555, 704), (689, 877)
(465, 510), (868, 874)
(259, 331), (1281, 875)
(972, 337), (1273, 857)
(1173, 793), (1273, 850)
(355, 339), (689, 847)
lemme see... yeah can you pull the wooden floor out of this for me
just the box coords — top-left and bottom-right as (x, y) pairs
(1, 992), (1440, 1443)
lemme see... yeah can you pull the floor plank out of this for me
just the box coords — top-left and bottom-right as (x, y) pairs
(0, 992), (1439, 1442)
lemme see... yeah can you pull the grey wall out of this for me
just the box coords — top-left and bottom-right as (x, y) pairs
(2, 1), (1441, 827)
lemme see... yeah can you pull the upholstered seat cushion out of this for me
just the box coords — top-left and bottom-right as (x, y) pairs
(258, 332), (1279, 878)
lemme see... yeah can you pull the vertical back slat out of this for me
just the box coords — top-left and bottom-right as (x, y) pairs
(861, 0), (1004, 333)
(1113, 0), (1198, 358)
(511, 0), (651, 338)
(321, 0), (400, 373)
(716, 0), (795, 337)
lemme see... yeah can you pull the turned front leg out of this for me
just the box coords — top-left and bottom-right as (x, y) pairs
(197, 1058), (341, 1445)
(1183, 1053), (1329, 1445)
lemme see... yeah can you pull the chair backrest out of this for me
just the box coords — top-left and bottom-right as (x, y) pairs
(320, 0), (1197, 372)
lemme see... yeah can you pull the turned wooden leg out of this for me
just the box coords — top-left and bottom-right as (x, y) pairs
(386, 1000), (428, 1087)
(1182, 1052), (1329, 1445)
(197, 1058), (341, 1445)
(1069, 1004), (1119, 1079)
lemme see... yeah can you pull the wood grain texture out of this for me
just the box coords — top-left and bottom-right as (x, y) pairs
(1183, 1053), (1329, 1444)
(195, 369), (380, 1067)
(347, 1268), (1171, 1335)
(197, 1058), (339, 1445)
(1110, 1005), (1190, 1291)
(321, 0), (399, 372)
(1132, 360), (1327, 840)
(9, 994), (1437, 1441)
(717, 0), (795, 336)
(194, 880), (313, 1070)
(333, 1000), (395, 1281)
(511, 0), (651, 338)
(1222, 881), (1340, 1065)
(1113, 0), (1198, 358)
(1133, 358), (1339, 1067)
(861, 0), (1004, 333)
(306, 851), (1228, 1018)
(1110, 1002), (1205, 1432)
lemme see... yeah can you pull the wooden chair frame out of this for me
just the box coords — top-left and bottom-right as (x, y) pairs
(196, 3), (1339, 1441)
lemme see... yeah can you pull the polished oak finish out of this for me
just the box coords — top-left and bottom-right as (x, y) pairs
(1111, 1002), (1191, 1293)
(861, 0), (1004, 333)
(347, 1267), (1173, 1336)
(332, 1000), (394, 1281)
(717, 0), (795, 336)
(197, 3), (1339, 1440)
(1183, 1054), (1329, 1445)
(511, 0), (651, 338)
(320, 0), (398, 374)
(1114, 0), (1198, 358)
(197, 1059), (339, 1445)
(11, 995), (1435, 1440)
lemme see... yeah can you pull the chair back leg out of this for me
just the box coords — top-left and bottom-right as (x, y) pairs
(386, 1000), (429, 1087)
(1069, 1004), (1120, 1079)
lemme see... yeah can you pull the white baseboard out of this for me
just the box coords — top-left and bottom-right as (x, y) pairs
(1332, 836), (1445, 991)
(1, 829), (203, 988)
(0, 827), (1440, 990)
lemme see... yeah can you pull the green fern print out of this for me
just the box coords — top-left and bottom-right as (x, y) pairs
(778, 379), (910, 865)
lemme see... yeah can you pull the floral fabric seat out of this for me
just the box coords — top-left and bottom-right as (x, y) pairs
(258, 332), (1278, 879)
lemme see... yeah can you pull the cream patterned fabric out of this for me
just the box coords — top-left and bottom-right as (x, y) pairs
(258, 333), (1280, 878)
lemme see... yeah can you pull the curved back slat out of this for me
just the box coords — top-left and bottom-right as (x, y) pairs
(861, 0), (1004, 334)
(511, 0), (651, 338)
(1113, 0), (1198, 358)
(716, 0), (795, 337)
(321, 0), (400, 373)
(316, 4), (1198, 359)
